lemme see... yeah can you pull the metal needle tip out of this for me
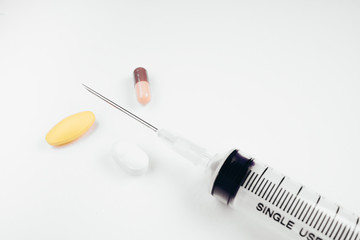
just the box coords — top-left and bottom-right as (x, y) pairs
(82, 84), (158, 132)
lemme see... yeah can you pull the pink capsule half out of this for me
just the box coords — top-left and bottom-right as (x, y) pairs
(134, 67), (151, 105)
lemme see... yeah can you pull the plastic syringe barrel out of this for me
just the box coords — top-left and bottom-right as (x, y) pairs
(210, 150), (360, 240)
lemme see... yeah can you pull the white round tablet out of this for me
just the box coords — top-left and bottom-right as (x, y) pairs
(112, 141), (149, 175)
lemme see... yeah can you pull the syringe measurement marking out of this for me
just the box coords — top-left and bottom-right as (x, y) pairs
(273, 188), (284, 205)
(302, 204), (313, 222)
(294, 200), (304, 219)
(242, 171), (295, 212)
(250, 175), (260, 192)
(283, 194), (293, 211)
(343, 227), (351, 240)
(303, 205), (314, 224)
(338, 226), (347, 240)
(354, 232), (359, 240)
(348, 218), (359, 240)
(265, 184), (276, 201)
(253, 178), (293, 214)
(325, 207), (340, 236)
(297, 201), (307, 219)
(240, 169), (360, 240)
(333, 223), (343, 239)
(287, 186), (303, 214)
(349, 219), (360, 240)
(252, 167), (269, 193)
(261, 181), (272, 198)
(305, 202), (318, 224)
(276, 189), (287, 207)
(248, 174), (259, 191)
(297, 202), (308, 220)
(269, 177), (286, 203)
(325, 216), (338, 240)
(293, 200), (303, 218)
(310, 209), (320, 227)
(339, 225), (349, 240)
(244, 171), (255, 189)
(287, 196), (299, 213)
(279, 192), (290, 209)
(338, 225), (348, 240)
(254, 167), (269, 193)
(322, 215), (331, 233)
(330, 221), (340, 238)
(313, 211), (323, 229)
(317, 214), (328, 231)
(291, 199), (301, 215)
(306, 197), (321, 226)
(258, 180), (269, 197)
(242, 170), (252, 188)
(306, 207), (316, 224)
(254, 178), (265, 195)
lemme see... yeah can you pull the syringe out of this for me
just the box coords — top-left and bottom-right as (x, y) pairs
(83, 84), (360, 240)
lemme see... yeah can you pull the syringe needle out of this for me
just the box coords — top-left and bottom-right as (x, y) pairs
(82, 84), (213, 166)
(82, 84), (158, 132)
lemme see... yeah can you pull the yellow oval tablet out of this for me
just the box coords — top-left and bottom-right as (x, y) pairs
(46, 111), (95, 146)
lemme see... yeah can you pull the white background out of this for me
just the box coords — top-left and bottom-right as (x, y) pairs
(1, 0), (360, 239)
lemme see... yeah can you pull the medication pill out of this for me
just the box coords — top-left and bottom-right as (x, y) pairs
(133, 67), (151, 105)
(45, 111), (95, 146)
(112, 141), (149, 175)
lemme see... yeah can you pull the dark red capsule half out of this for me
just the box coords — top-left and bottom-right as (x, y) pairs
(134, 67), (148, 84)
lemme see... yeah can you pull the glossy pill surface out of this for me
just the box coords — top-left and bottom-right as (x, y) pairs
(133, 67), (151, 105)
(45, 111), (95, 146)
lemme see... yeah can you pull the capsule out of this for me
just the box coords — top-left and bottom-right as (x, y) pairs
(133, 67), (151, 105)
